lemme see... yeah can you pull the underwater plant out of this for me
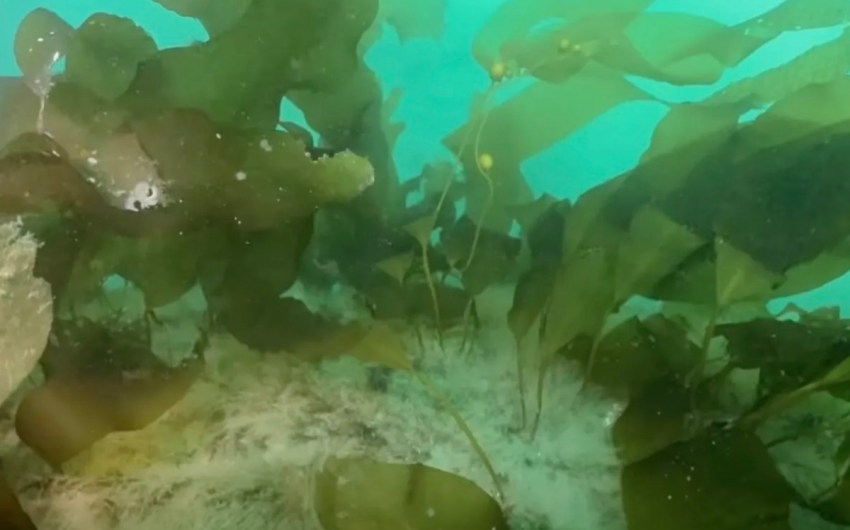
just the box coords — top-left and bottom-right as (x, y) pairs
(6, 0), (850, 529)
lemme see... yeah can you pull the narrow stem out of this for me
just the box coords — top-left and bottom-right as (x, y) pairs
(687, 306), (721, 412)
(414, 371), (505, 502)
(514, 336), (528, 430)
(460, 101), (496, 275)
(420, 241), (443, 348)
(459, 297), (476, 354)
(580, 304), (616, 391)
(530, 354), (554, 440)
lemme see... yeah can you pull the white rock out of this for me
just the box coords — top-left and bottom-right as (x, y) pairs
(0, 222), (53, 406)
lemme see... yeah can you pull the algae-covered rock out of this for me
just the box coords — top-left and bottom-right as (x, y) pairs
(0, 472), (36, 530)
(0, 221), (52, 406)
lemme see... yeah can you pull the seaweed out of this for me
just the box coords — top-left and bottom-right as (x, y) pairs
(621, 428), (795, 530)
(7, 0), (850, 528)
(15, 356), (204, 468)
(314, 456), (507, 530)
(65, 14), (158, 102)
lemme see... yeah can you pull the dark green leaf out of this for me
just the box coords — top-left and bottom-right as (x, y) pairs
(622, 428), (794, 529)
(13, 8), (73, 96)
(315, 456), (508, 530)
(65, 14), (157, 101)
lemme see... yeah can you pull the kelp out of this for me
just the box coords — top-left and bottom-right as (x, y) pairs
(731, 77), (850, 160)
(13, 8), (73, 100)
(14, 309), (206, 468)
(65, 14), (158, 102)
(462, 16), (850, 530)
(274, 314), (504, 499)
(502, 12), (772, 86)
(472, 0), (653, 71)
(814, 465), (850, 526)
(152, 0), (253, 37)
(709, 27), (850, 107)
(739, 0), (850, 32)
(122, 0), (380, 128)
(374, 0), (446, 43)
(612, 375), (694, 464)
(39, 317), (163, 378)
(403, 215), (444, 344)
(534, 79), (850, 316)
(0, 1), (389, 483)
(352, 325), (505, 502)
(443, 63), (651, 231)
(621, 428), (795, 530)
(8, 1), (850, 528)
(314, 456), (508, 530)
(360, 0), (447, 50)
(473, 1), (814, 89)
(605, 308), (850, 513)
(717, 318), (850, 398)
(15, 357), (203, 468)
(288, 60), (405, 224)
(441, 215), (522, 296)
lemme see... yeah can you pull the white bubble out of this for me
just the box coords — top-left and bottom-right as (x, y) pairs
(124, 181), (162, 211)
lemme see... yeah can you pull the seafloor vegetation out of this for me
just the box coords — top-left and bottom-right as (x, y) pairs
(4, 0), (850, 528)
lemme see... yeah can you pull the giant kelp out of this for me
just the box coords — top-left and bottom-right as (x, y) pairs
(0, 1), (506, 525)
(4, 0), (850, 529)
(452, 2), (850, 529)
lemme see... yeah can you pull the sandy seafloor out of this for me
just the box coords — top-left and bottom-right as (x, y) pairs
(0, 282), (846, 530)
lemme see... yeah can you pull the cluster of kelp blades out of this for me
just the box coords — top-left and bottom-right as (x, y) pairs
(3, 0), (850, 528)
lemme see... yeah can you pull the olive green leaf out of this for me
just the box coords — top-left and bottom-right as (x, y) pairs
(740, 0), (850, 33)
(732, 77), (850, 162)
(443, 65), (650, 232)
(614, 206), (704, 302)
(708, 27), (850, 108)
(630, 102), (744, 196)
(772, 235), (850, 299)
(13, 8), (73, 96)
(376, 252), (414, 284)
(715, 237), (782, 308)
(471, 0), (652, 70)
(314, 456), (508, 530)
(65, 14), (157, 101)
(16, 357), (202, 467)
(442, 216), (521, 296)
(540, 247), (616, 358)
(108, 230), (226, 309)
(622, 428), (794, 530)
(348, 322), (414, 372)
(612, 375), (693, 464)
(507, 265), (557, 349)
(813, 465), (850, 525)
(378, 0), (445, 42)
(152, 0), (252, 37)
